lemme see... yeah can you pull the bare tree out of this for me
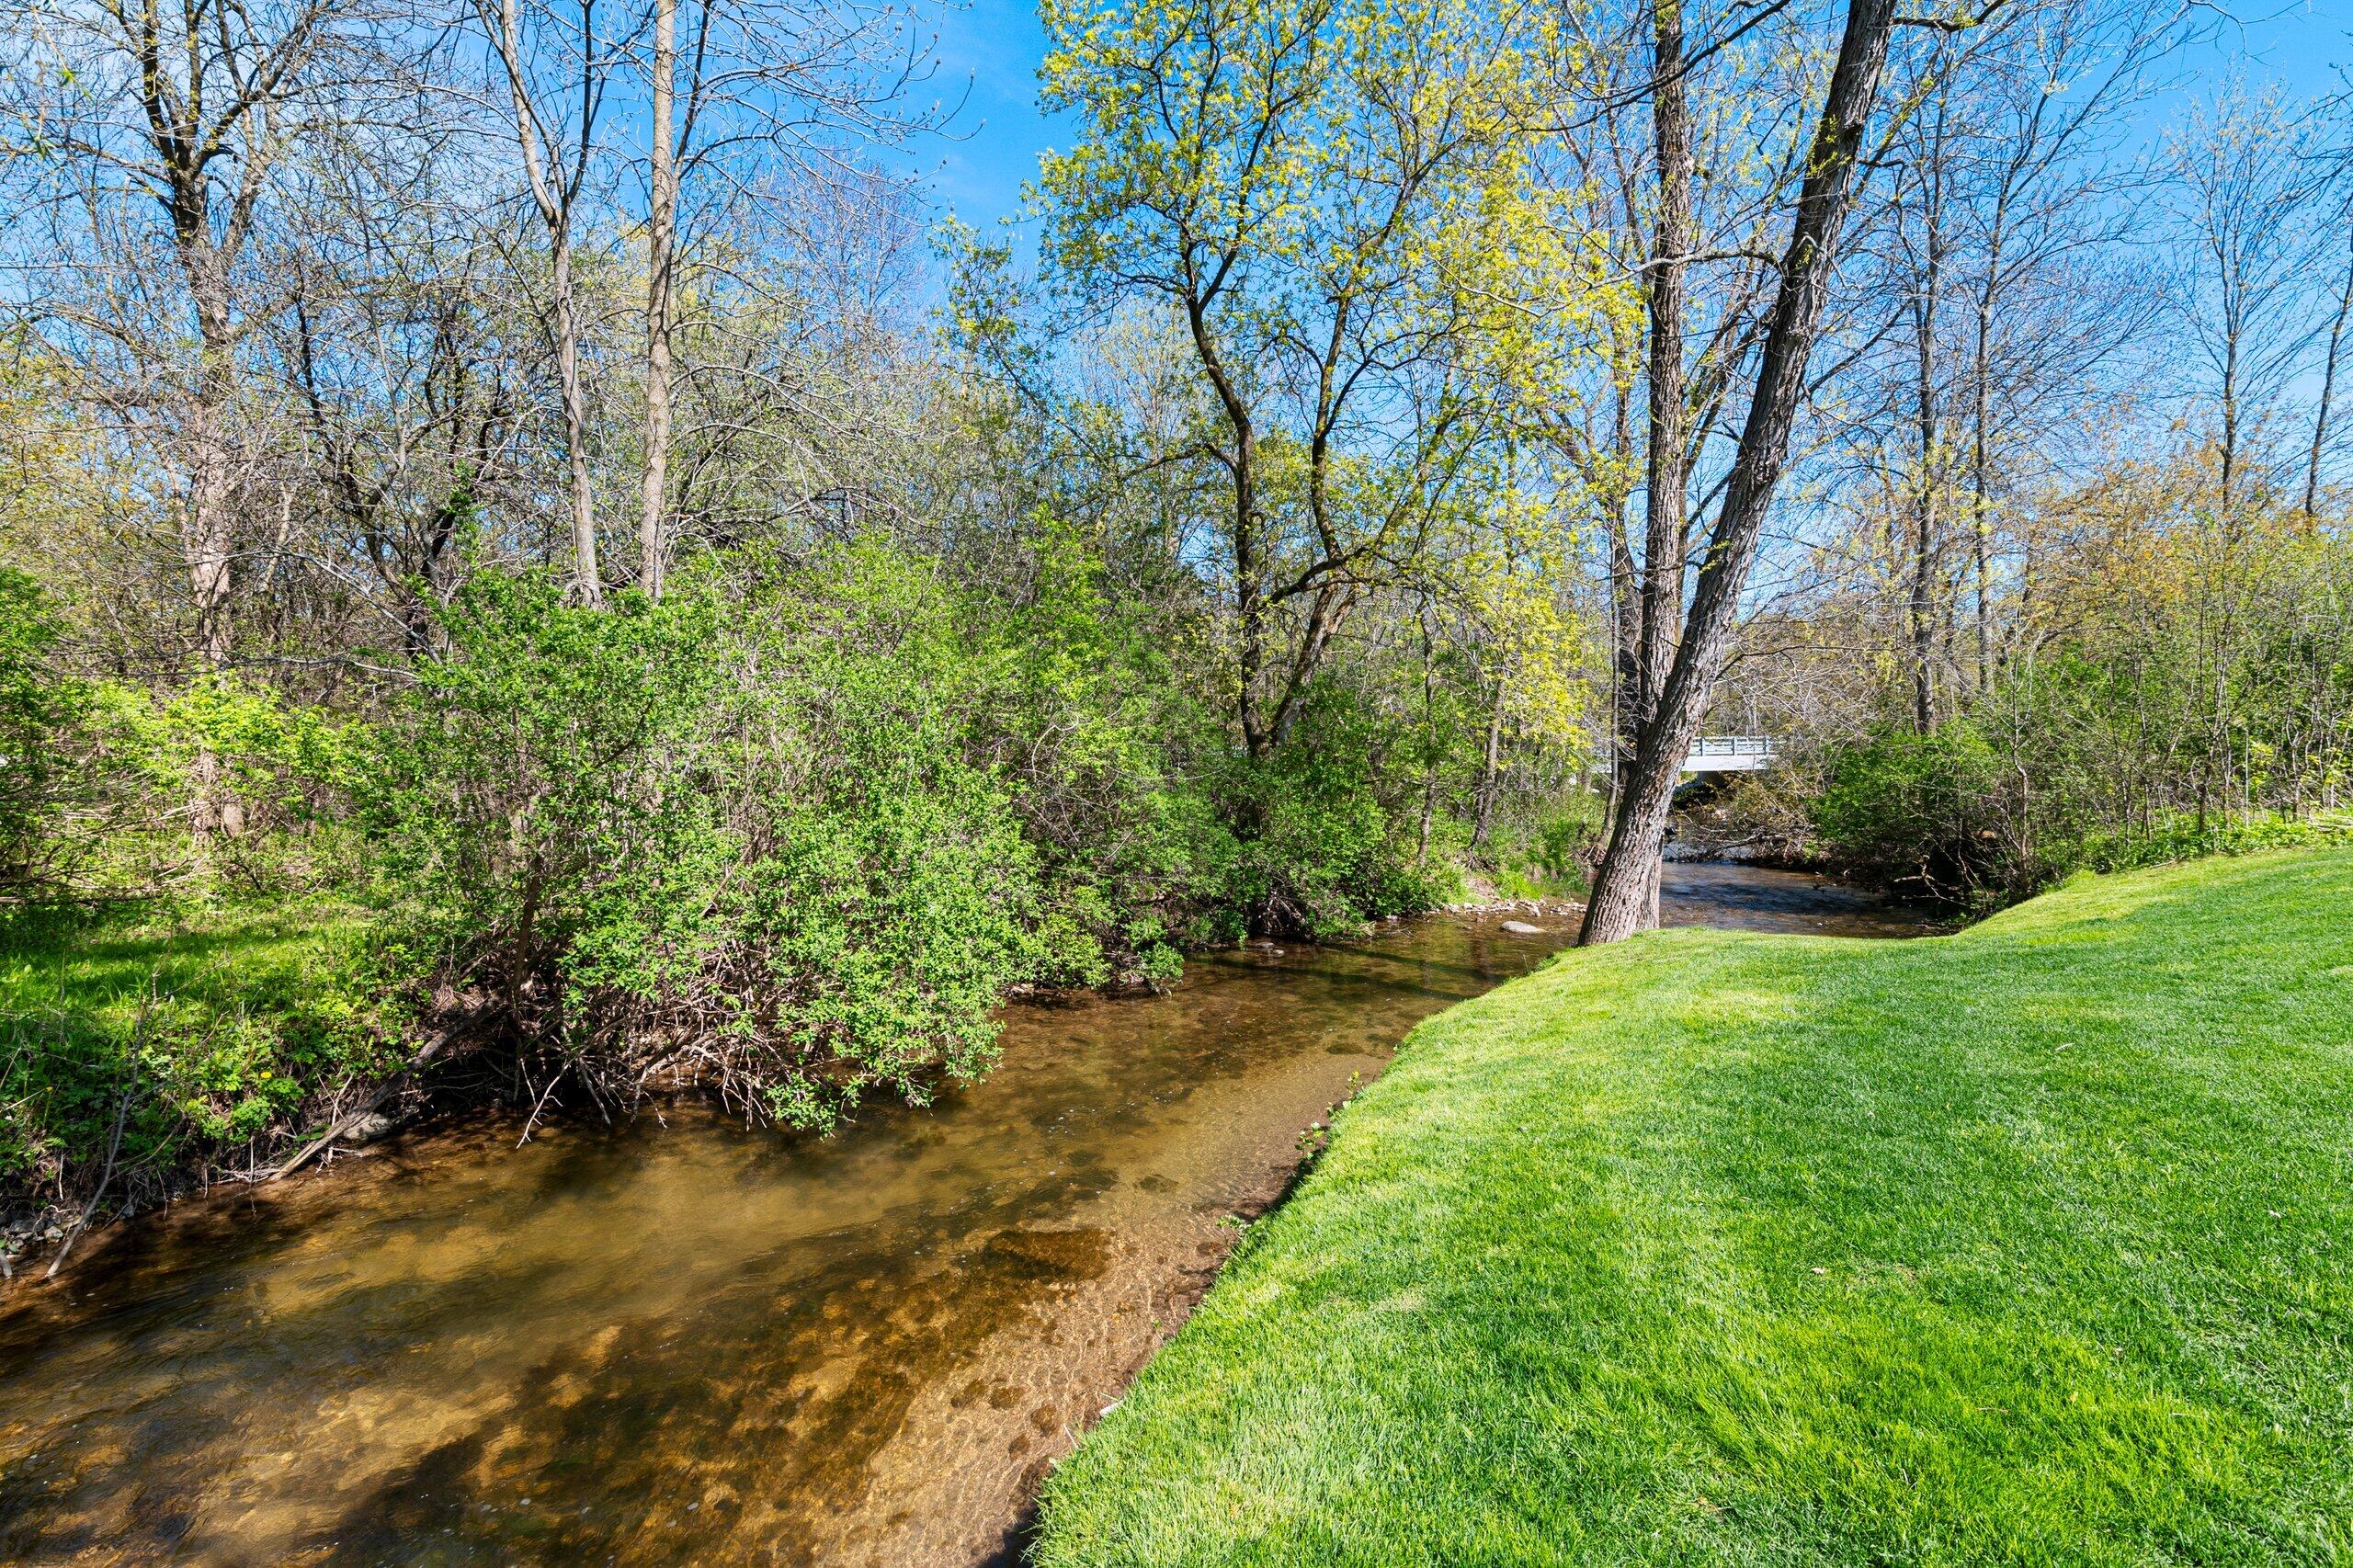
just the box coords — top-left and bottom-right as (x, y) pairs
(1949, 0), (2169, 689)
(472, 0), (625, 604)
(1893, 80), (1958, 733)
(2303, 171), (2353, 519)
(640, 0), (678, 597)
(2164, 85), (2316, 510)
(0, 0), (397, 666)
(269, 131), (529, 652)
(628, 0), (939, 598)
(1811, 0), (2169, 730)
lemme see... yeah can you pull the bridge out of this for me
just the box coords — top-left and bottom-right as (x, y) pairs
(1680, 735), (1779, 773)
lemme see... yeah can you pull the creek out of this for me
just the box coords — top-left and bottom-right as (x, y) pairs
(0, 863), (1930, 1566)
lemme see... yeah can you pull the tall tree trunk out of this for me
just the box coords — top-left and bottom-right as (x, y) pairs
(1969, 300), (1994, 699)
(1607, 462), (1641, 814)
(1472, 678), (1506, 851)
(1580, 0), (1897, 946)
(184, 389), (237, 668)
(2304, 226), (2353, 521)
(1184, 289), (1266, 756)
(639, 0), (677, 598)
(1416, 607), (1438, 865)
(484, 0), (602, 605)
(2219, 329), (2240, 511)
(176, 223), (244, 840)
(552, 234), (601, 604)
(1627, 0), (1694, 929)
(1965, 167), (2011, 707)
(1910, 433), (1938, 732)
(178, 236), (239, 669)
(1597, 357), (1641, 824)
(1904, 106), (1949, 732)
(1910, 459), (1938, 731)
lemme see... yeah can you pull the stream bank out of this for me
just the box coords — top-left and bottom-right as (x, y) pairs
(0, 865), (1930, 1565)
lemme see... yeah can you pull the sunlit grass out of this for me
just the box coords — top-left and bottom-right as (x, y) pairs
(2, 898), (393, 1217)
(1034, 851), (2353, 1564)
(2, 900), (371, 1025)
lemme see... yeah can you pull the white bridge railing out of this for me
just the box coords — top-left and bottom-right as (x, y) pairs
(1680, 734), (1779, 773)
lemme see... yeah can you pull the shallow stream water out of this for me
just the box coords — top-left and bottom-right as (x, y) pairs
(0, 864), (1927, 1566)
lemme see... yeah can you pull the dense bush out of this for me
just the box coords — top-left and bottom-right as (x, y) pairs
(1809, 483), (2353, 907)
(1209, 683), (1451, 938)
(3, 528), (1492, 1240)
(0, 569), (364, 904)
(962, 526), (1215, 979)
(363, 541), (1457, 1128)
(1814, 703), (2353, 906)
(0, 569), (81, 894)
(1810, 723), (2011, 897)
(366, 556), (1046, 1130)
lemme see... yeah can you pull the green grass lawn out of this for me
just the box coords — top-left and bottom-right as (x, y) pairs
(1032, 851), (2353, 1565)
(2, 898), (397, 1232)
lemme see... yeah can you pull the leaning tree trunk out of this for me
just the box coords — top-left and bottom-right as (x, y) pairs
(1581, 0), (1898, 946)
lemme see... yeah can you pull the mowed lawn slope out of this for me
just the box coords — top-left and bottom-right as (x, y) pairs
(1032, 852), (2353, 1565)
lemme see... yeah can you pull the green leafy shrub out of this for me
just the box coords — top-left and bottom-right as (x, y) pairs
(0, 571), (89, 896)
(1814, 702), (2353, 908)
(76, 674), (369, 894)
(367, 556), (1048, 1130)
(1211, 684), (1449, 938)
(964, 521), (1218, 983)
(1810, 722), (2011, 898)
(2076, 809), (2353, 874)
(1488, 796), (1605, 899)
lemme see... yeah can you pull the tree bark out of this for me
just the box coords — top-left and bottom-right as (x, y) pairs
(2304, 225), (2353, 521)
(1183, 282), (1266, 755)
(552, 225), (601, 602)
(1627, 0), (1694, 929)
(2219, 322), (2240, 511)
(165, 121), (245, 840)
(484, 0), (603, 604)
(1472, 677), (1506, 850)
(639, 0), (677, 597)
(184, 272), (239, 669)
(1907, 127), (1945, 733)
(1580, 0), (1898, 946)
(158, 101), (246, 671)
(1608, 0), (1695, 928)
(1969, 278), (1995, 699)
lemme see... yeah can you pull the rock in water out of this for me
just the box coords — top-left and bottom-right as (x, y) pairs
(343, 1111), (399, 1145)
(1499, 920), (1544, 936)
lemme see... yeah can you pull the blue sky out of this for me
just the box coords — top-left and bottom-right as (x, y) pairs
(907, 0), (1059, 226)
(903, 0), (2353, 232)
